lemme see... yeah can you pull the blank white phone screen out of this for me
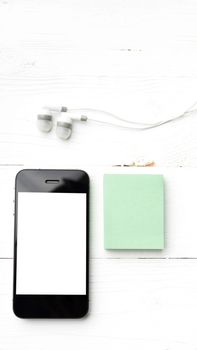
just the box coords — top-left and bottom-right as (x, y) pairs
(16, 192), (86, 295)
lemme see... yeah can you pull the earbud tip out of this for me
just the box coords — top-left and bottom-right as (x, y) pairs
(56, 121), (72, 140)
(37, 115), (53, 132)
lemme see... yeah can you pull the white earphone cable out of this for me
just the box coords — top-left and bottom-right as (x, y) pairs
(87, 113), (185, 130)
(67, 104), (197, 130)
(44, 100), (197, 132)
(67, 108), (155, 126)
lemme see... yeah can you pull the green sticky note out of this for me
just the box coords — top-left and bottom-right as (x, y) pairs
(104, 174), (164, 249)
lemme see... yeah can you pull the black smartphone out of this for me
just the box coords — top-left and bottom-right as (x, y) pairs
(13, 169), (89, 318)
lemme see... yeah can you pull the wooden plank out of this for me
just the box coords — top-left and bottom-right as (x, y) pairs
(1, 258), (197, 349)
(0, 98), (197, 167)
(1, 166), (197, 259)
(0, 0), (197, 167)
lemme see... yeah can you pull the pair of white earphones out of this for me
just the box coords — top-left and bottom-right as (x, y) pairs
(37, 101), (197, 140)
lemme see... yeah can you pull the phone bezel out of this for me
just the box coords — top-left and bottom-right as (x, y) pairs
(13, 169), (89, 318)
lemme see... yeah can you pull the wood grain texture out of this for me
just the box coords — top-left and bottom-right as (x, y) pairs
(1, 258), (197, 349)
(0, 0), (197, 166)
(1, 0), (197, 348)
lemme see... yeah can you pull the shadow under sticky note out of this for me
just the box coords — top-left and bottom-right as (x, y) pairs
(104, 174), (164, 249)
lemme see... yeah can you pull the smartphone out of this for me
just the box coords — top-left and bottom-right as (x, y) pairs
(13, 169), (89, 318)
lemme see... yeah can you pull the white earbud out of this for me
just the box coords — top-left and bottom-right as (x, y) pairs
(56, 112), (87, 140)
(56, 114), (72, 140)
(37, 111), (53, 132)
(56, 121), (72, 140)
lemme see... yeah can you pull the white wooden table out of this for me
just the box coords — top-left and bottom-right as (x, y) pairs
(1, 0), (197, 348)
